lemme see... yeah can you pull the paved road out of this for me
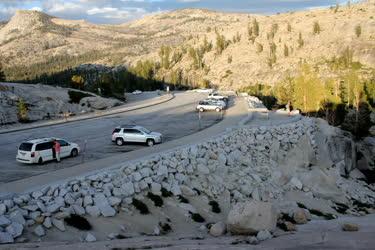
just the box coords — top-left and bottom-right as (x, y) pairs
(0, 92), (223, 184)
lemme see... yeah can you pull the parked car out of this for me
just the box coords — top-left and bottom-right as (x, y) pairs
(112, 125), (163, 146)
(16, 138), (80, 164)
(196, 100), (223, 112)
(208, 92), (229, 102)
(132, 90), (142, 95)
(204, 98), (227, 109)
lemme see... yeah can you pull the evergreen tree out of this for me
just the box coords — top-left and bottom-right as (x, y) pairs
(159, 45), (171, 69)
(287, 23), (292, 32)
(253, 18), (260, 37)
(355, 25), (362, 38)
(284, 44), (289, 57)
(313, 21), (321, 34)
(298, 32), (304, 48)
(293, 64), (325, 113)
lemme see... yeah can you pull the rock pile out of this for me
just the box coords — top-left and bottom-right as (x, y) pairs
(247, 96), (266, 110)
(1, 118), (374, 243)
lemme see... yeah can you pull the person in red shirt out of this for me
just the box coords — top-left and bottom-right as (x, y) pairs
(53, 139), (61, 162)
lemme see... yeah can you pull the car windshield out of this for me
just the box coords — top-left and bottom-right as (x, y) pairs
(19, 143), (33, 151)
(139, 127), (151, 134)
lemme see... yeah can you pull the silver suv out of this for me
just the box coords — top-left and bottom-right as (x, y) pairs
(112, 125), (162, 146)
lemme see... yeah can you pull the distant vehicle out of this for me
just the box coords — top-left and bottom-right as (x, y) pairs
(208, 92), (229, 102)
(132, 90), (142, 95)
(112, 125), (163, 147)
(196, 100), (223, 112)
(204, 98), (227, 109)
(194, 88), (214, 93)
(16, 138), (80, 164)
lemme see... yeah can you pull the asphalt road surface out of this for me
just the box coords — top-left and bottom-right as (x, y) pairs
(0, 92), (225, 184)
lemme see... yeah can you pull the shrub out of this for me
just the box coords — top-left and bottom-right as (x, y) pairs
(209, 201), (221, 213)
(68, 90), (93, 104)
(227, 55), (232, 64)
(64, 214), (92, 231)
(147, 192), (164, 207)
(178, 195), (189, 203)
(161, 188), (173, 197)
(256, 43), (263, 53)
(190, 212), (205, 223)
(17, 98), (28, 123)
(132, 198), (150, 214)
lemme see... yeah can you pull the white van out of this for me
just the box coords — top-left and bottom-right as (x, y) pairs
(16, 138), (80, 164)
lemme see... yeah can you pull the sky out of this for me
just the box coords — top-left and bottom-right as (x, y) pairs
(0, 0), (360, 24)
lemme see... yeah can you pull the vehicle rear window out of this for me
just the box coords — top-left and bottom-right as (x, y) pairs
(19, 143), (33, 151)
(113, 128), (121, 134)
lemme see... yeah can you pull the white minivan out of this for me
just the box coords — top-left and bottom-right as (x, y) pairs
(16, 138), (80, 164)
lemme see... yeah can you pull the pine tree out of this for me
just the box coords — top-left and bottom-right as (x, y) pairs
(253, 18), (260, 37)
(298, 32), (304, 48)
(355, 25), (362, 38)
(313, 21), (321, 35)
(284, 44), (289, 57)
(287, 23), (292, 32)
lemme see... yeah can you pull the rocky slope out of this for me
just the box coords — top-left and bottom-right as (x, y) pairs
(0, 83), (122, 125)
(0, 116), (374, 244)
(0, 1), (374, 89)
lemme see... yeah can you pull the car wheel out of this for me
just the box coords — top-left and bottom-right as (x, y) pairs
(215, 107), (221, 112)
(71, 148), (78, 157)
(116, 138), (124, 146)
(199, 108), (204, 112)
(38, 157), (43, 165)
(147, 139), (155, 147)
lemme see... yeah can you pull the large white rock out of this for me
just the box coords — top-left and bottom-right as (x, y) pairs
(0, 215), (11, 227)
(34, 225), (45, 237)
(6, 222), (24, 238)
(9, 210), (26, 226)
(151, 183), (162, 194)
(52, 219), (66, 231)
(85, 233), (97, 242)
(86, 206), (101, 217)
(209, 221), (227, 237)
(257, 230), (272, 241)
(0, 204), (6, 215)
(121, 182), (135, 197)
(227, 201), (277, 235)
(93, 193), (116, 217)
(43, 217), (52, 229)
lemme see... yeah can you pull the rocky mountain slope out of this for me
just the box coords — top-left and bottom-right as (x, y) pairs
(0, 1), (374, 89)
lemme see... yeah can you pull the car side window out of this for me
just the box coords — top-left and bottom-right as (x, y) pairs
(133, 129), (143, 135)
(35, 142), (52, 151)
(58, 140), (69, 146)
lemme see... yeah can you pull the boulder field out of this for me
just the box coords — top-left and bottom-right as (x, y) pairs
(0, 117), (374, 244)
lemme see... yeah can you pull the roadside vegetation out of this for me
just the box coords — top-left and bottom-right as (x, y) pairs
(240, 49), (374, 137)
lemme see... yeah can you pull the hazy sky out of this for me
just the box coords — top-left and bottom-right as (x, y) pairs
(0, 0), (359, 24)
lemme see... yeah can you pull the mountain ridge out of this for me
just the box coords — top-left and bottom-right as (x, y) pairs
(0, 1), (374, 89)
